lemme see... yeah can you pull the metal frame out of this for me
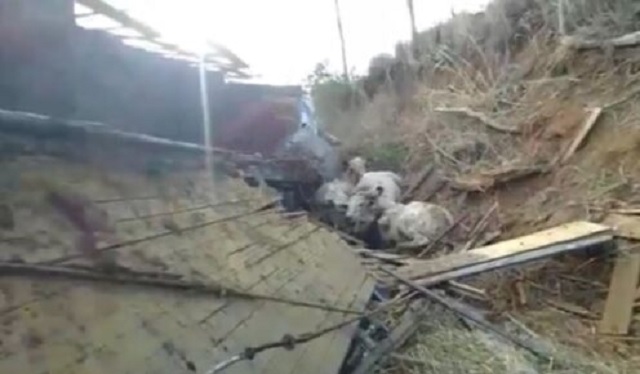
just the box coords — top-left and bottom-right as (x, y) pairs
(75, 0), (250, 78)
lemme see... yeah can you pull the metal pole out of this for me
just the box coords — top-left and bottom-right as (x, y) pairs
(199, 54), (214, 176)
(333, 0), (349, 81)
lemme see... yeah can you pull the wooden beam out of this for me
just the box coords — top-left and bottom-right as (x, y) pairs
(398, 221), (612, 286)
(599, 253), (640, 335)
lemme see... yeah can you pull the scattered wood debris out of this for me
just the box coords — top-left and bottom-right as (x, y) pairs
(559, 107), (603, 164)
(599, 253), (640, 335)
(449, 164), (550, 192)
(397, 221), (613, 286)
(446, 280), (488, 301)
(545, 298), (598, 320)
(401, 163), (434, 202)
(562, 31), (640, 50)
(603, 214), (640, 240)
(514, 279), (528, 306)
(587, 205), (640, 216)
(383, 269), (557, 362)
(461, 202), (498, 251)
(434, 106), (521, 134)
(353, 248), (409, 263)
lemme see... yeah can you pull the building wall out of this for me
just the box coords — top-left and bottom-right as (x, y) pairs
(0, 0), (76, 116)
(0, 0), (302, 155)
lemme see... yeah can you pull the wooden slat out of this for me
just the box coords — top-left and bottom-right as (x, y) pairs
(599, 253), (640, 335)
(399, 221), (612, 284)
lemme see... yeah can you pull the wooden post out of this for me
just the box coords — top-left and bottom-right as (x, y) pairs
(599, 253), (640, 335)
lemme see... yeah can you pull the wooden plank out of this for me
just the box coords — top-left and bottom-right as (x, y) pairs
(399, 221), (612, 284)
(603, 214), (640, 240)
(599, 253), (640, 335)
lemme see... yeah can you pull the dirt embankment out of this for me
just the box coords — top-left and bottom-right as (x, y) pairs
(318, 0), (640, 372)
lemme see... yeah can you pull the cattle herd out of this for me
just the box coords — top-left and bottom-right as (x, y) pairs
(313, 156), (453, 249)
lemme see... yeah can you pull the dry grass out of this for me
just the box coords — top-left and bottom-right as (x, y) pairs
(373, 302), (626, 374)
(320, 0), (640, 176)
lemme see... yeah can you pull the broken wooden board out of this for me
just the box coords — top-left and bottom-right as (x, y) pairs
(599, 253), (640, 335)
(398, 221), (613, 286)
(603, 214), (640, 240)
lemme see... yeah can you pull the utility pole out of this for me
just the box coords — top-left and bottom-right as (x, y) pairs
(406, 0), (417, 44)
(333, 0), (349, 80)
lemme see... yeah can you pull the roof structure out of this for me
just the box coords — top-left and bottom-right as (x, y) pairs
(0, 115), (374, 373)
(75, 0), (251, 78)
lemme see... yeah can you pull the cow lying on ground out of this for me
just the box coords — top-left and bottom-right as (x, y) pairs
(355, 186), (453, 248)
(345, 171), (402, 230)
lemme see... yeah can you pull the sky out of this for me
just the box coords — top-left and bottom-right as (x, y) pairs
(78, 0), (491, 84)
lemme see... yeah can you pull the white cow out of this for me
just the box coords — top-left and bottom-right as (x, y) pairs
(373, 186), (454, 247)
(315, 156), (378, 210)
(345, 171), (402, 229)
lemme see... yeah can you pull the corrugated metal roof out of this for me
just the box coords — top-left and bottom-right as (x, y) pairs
(75, 0), (251, 78)
(0, 124), (374, 374)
